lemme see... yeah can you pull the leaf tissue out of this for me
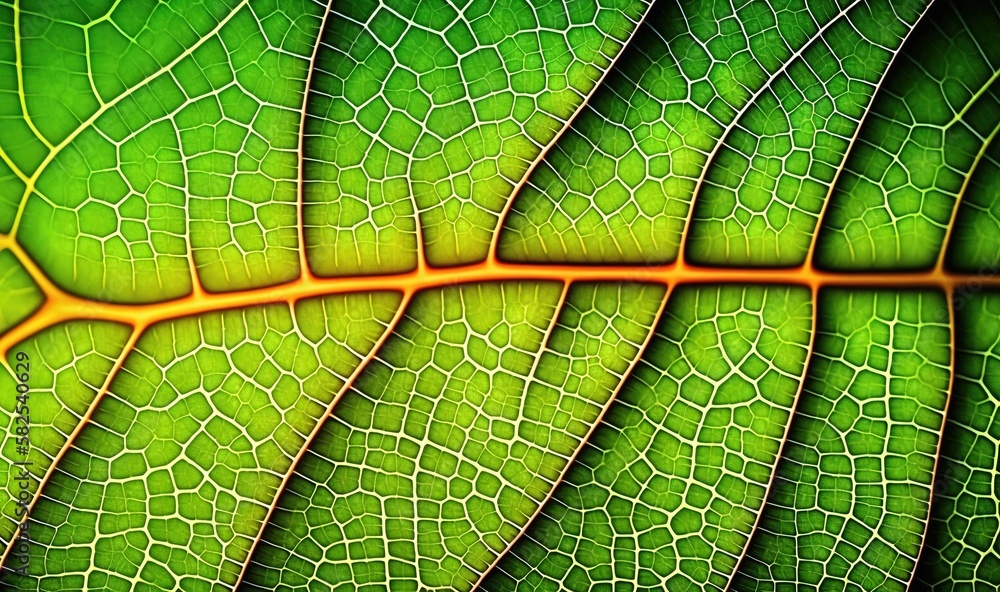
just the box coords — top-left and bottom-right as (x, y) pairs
(0, 0), (998, 590)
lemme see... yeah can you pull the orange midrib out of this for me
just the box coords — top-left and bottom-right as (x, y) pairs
(2, 254), (993, 357)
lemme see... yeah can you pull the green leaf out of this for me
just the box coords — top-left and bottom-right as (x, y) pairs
(0, 321), (132, 543)
(16, 294), (400, 590)
(945, 139), (1000, 272)
(497, 0), (928, 264)
(815, 0), (1000, 271)
(1, 0), (999, 590)
(13, 0), (327, 300)
(240, 281), (664, 591)
(914, 292), (1000, 589)
(685, 0), (927, 266)
(303, 0), (652, 272)
(483, 285), (812, 591)
(0, 250), (42, 335)
(731, 289), (951, 590)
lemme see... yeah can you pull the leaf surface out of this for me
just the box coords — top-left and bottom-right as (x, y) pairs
(914, 292), (1000, 590)
(240, 281), (664, 592)
(481, 285), (813, 591)
(731, 289), (952, 591)
(0, 0), (998, 590)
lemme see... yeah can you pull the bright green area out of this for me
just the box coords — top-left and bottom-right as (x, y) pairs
(483, 285), (812, 591)
(0, 250), (43, 336)
(0, 0), (52, 176)
(0, 321), (131, 545)
(1, 0), (1000, 590)
(914, 292), (1000, 590)
(7, 0), (325, 301)
(6, 293), (400, 591)
(0, 156), (24, 234)
(816, 0), (1000, 271)
(946, 138), (1000, 273)
(731, 289), (951, 591)
(499, 0), (868, 264)
(302, 0), (651, 273)
(685, 0), (925, 266)
(240, 281), (665, 592)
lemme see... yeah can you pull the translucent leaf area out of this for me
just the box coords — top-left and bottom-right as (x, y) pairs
(0, 0), (998, 591)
